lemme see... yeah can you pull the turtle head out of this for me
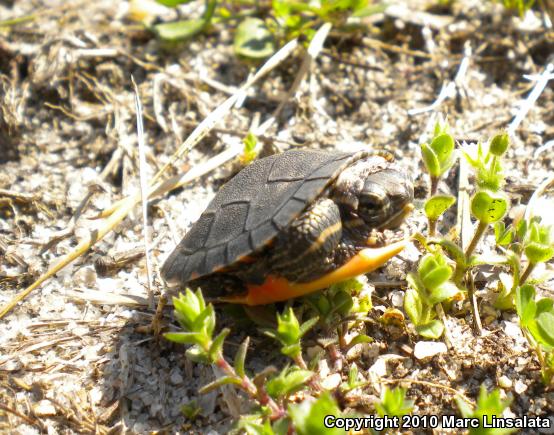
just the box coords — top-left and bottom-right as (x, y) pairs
(332, 156), (414, 235)
(357, 168), (414, 230)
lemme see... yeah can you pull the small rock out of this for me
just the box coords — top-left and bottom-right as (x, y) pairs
(390, 290), (404, 307)
(322, 373), (342, 390)
(33, 400), (56, 417)
(170, 370), (183, 385)
(73, 266), (97, 287)
(306, 345), (324, 361)
(413, 341), (447, 360)
(498, 375), (512, 389)
(503, 321), (524, 340)
(318, 359), (330, 379)
(514, 379), (528, 394)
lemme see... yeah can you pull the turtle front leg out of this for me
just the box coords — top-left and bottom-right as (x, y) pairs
(269, 197), (343, 283)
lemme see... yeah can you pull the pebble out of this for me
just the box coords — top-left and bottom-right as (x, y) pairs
(413, 341), (447, 360)
(170, 370), (183, 385)
(322, 373), (342, 390)
(498, 375), (512, 389)
(33, 400), (57, 417)
(514, 379), (528, 394)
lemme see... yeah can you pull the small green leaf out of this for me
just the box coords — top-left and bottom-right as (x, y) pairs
(424, 195), (456, 221)
(456, 385), (514, 433)
(515, 284), (537, 327)
(241, 132), (258, 164)
(430, 133), (455, 169)
(185, 345), (210, 363)
(164, 331), (204, 345)
(436, 239), (466, 268)
(315, 295), (331, 316)
(234, 337), (249, 377)
(494, 221), (513, 246)
(516, 218), (528, 240)
(525, 243), (554, 264)
(173, 289), (202, 330)
(208, 328), (230, 361)
(471, 190), (508, 224)
(347, 334), (374, 349)
(156, 0), (194, 7)
(404, 287), (423, 325)
(191, 305), (214, 335)
(266, 368), (313, 399)
(180, 400), (201, 420)
(288, 392), (343, 435)
(234, 18), (275, 59)
(299, 316), (319, 337)
(429, 282), (459, 305)
(199, 376), (242, 394)
(375, 387), (414, 418)
(281, 343), (301, 358)
(536, 298), (554, 315)
(489, 132), (510, 156)
(416, 320), (444, 339)
(273, 307), (301, 346)
(153, 19), (206, 42)
(536, 312), (554, 349)
(421, 142), (441, 178)
(418, 254), (440, 280)
(332, 290), (354, 316)
(421, 265), (453, 291)
(272, 418), (290, 435)
(433, 117), (450, 137)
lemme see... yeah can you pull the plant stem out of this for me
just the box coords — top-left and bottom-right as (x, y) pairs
(428, 219), (437, 237)
(216, 356), (284, 419)
(467, 273), (483, 335)
(294, 354), (323, 392)
(520, 262), (536, 284)
(435, 303), (452, 348)
(430, 176), (439, 196)
(465, 221), (488, 259)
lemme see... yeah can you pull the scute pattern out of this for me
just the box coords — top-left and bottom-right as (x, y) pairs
(161, 149), (365, 285)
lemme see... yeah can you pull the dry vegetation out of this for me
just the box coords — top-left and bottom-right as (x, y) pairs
(0, 0), (553, 433)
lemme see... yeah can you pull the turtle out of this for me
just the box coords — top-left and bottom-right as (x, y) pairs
(161, 149), (414, 305)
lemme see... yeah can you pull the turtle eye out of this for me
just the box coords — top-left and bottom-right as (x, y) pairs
(359, 192), (386, 211)
(357, 185), (389, 226)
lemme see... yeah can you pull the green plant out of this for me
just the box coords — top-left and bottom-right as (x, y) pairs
(165, 289), (285, 421)
(406, 121), (554, 385)
(493, 216), (554, 309)
(151, 0), (217, 42)
(516, 284), (554, 384)
(493, 0), (536, 16)
(166, 289), (356, 431)
(165, 276), (418, 431)
(414, 128), (513, 326)
(262, 306), (318, 369)
(404, 252), (459, 339)
(375, 386), (414, 419)
(455, 385), (515, 435)
(145, 0), (385, 58)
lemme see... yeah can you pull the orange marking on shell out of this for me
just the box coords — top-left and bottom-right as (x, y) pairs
(237, 255), (256, 264)
(220, 239), (408, 305)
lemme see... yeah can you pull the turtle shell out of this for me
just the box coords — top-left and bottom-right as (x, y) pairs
(161, 149), (373, 286)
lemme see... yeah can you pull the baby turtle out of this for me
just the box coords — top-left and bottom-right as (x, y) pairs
(162, 149), (413, 305)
